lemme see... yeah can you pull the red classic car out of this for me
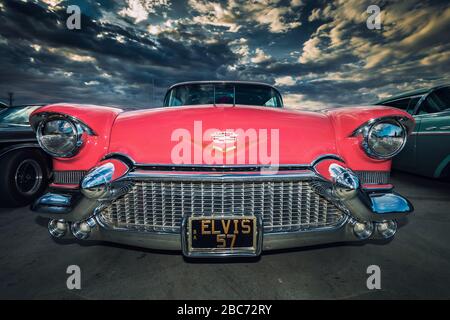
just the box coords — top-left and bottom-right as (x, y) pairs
(30, 81), (414, 257)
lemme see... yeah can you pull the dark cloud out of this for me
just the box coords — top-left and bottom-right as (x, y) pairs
(0, 0), (449, 109)
(0, 0), (238, 107)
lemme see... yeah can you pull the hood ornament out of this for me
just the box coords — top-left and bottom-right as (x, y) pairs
(211, 131), (238, 153)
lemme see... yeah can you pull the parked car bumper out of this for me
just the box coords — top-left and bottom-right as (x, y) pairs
(32, 159), (413, 257)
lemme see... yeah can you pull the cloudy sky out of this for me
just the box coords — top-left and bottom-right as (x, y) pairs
(0, 0), (449, 109)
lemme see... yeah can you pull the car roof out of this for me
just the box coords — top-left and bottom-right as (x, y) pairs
(376, 84), (450, 104)
(167, 80), (280, 92)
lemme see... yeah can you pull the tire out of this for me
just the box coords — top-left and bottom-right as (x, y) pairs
(0, 149), (49, 207)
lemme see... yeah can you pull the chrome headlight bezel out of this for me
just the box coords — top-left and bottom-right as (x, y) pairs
(36, 114), (91, 158)
(354, 117), (408, 160)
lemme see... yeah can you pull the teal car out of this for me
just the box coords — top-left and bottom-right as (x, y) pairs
(376, 84), (450, 179)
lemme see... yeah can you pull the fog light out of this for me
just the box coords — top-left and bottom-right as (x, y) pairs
(376, 220), (397, 238)
(71, 218), (96, 240)
(48, 219), (69, 238)
(353, 221), (374, 239)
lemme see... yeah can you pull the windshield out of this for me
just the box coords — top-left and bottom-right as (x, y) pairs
(0, 106), (39, 126)
(164, 83), (283, 108)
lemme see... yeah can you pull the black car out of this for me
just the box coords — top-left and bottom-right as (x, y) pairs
(0, 105), (51, 207)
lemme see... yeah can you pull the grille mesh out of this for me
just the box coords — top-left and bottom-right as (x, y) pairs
(53, 171), (87, 185)
(355, 171), (390, 184)
(99, 180), (345, 233)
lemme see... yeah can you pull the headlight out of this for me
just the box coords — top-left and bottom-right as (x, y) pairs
(363, 120), (407, 159)
(37, 118), (83, 157)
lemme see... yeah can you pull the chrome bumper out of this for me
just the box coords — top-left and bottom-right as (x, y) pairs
(31, 160), (413, 255)
(47, 214), (396, 253)
(88, 216), (357, 251)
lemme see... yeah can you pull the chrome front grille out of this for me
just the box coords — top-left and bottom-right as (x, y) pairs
(53, 171), (87, 185)
(99, 179), (345, 233)
(355, 171), (390, 184)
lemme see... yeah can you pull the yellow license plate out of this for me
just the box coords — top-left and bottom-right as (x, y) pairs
(186, 216), (259, 256)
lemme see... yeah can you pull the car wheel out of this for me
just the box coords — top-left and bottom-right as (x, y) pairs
(0, 149), (49, 207)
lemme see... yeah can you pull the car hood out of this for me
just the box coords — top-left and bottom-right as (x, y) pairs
(108, 105), (337, 165)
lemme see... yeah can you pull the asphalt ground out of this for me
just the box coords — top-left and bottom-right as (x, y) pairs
(0, 171), (449, 299)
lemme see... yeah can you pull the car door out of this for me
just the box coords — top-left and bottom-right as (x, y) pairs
(414, 87), (450, 178)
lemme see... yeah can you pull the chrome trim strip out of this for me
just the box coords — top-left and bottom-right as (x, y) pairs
(101, 153), (344, 171)
(127, 170), (317, 181)
(167, 80), (280, 92)
(101, 153), (135, 167)
(410, 131), (450, 136)
(30, 112), (97, 136)
(351, 115), (414, 136)
(133, 164), (311, 172)
(311, 154), (345, 166)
